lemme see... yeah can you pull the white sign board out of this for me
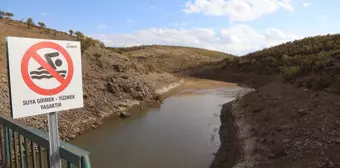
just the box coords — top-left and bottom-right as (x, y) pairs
(6, 37), (83, 119)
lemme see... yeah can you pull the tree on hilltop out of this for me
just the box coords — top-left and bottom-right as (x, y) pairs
(69, 29), (74, 36)
(75, 31), (85, 39)
(0, 11), (4, 19)
(37, 22), (46, 28)
(26, 18), (35, 28)
(5, 12), (14, 18)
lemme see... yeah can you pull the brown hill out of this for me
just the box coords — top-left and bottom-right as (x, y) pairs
(108, 45), (231, 73)
(0, 18), (230, 140)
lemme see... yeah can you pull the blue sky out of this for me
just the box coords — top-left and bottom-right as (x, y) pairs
(2, 0), (339, 55)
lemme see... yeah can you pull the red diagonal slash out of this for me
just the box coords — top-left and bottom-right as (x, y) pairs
(31, 52), (65, 83)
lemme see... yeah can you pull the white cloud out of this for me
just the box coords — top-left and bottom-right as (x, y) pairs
(40, 12), (49, 16)
(91, 25), (300, 55)
(97, 23), (108, 29)
(302, 2), (311, 7)
(183, 0), (294, 22)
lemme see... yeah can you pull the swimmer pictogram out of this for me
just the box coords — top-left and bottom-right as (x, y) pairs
(29, 52), (67, 80)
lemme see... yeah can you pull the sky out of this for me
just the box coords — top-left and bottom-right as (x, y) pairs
(2, 0), (340, 55)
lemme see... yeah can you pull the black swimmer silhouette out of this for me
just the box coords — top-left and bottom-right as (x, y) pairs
(30, 52), (67, 80)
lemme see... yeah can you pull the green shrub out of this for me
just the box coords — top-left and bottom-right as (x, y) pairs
(75, 31), (85, 39)
(37, 22), (46, 28)
(279, 65), (301, 79)
(26, 18), (34, 28)
(98, 42), (105, 48)
(0, 11), (13, 19)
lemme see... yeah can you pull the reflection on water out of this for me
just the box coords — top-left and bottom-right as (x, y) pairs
(71, 79), (242, 168)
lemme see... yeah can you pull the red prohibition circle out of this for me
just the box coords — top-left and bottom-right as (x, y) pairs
(21, 41), (74, 95)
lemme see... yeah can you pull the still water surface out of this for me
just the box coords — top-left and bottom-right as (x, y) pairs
(72, 79), (242, 168)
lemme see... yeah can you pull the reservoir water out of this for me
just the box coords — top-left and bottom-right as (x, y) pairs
(71, 79), (243, 168)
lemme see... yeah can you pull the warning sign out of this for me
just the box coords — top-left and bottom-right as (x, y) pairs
(6, 37), (83, 119)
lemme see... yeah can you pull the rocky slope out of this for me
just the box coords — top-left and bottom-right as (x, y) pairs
(0, 19), (182, 140)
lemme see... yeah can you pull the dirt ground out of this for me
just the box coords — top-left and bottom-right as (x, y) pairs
(209, 80), (340, 168)
(187, 64), (340, 168)
(236, 82), (340, 168)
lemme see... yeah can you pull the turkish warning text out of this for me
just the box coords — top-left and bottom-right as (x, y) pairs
(22, 94), (76, 110)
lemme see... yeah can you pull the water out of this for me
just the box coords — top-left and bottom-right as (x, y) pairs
(71, 79), (241, 168)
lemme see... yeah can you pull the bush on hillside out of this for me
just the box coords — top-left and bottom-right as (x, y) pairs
(26, 18), (34, 28)
(69, 29), (74, 36)
(0, 11), (4, 19)
(75, 31), (84, 39)
(0, 11), (14, 19)
(37, 22), (46, 28)
(99, 42), (105, 48)
(279, 65), (301, 80)
(0, 10), (14, 19)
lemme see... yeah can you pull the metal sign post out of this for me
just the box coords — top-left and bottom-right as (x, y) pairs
(48, 112), (61, 168)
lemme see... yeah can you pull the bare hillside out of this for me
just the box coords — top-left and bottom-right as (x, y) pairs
(109, 45), (232, 73)
(0, 18), (179, 140)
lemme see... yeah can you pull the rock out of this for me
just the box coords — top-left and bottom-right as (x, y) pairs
(277, 124), (291, 132)
(252, 107), (262, 113)
(119, 111), (131, 118)
(69, 134), (76, 139)
(112, 64), (124, 72)
(282, 139), (291, 143)
(135, 85), (143, 91)
(107, 82), (118, 94)
(153, 94), (162, 101)
(87, 101), (95, 108)
(122, 85), (132, 93)
(332, 138), (340, 144)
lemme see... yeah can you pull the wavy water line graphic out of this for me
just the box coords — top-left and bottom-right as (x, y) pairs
(30, 70), (67, 75)
(31, 74), (66, 79)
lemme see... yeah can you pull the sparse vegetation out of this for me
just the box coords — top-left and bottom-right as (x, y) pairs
(99, 42), (105, 48)
(69, 29), (74, 36)
(37, 22), (46, 28)
(279, 65), (301, 80)
(0, 11), (4, 19)
(221, 33), (340, 92)
(0, 10), (14, 19)
(72, 31), (104, 51)
(74, 31), (84, 39)
(26, 18), (34, 28)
